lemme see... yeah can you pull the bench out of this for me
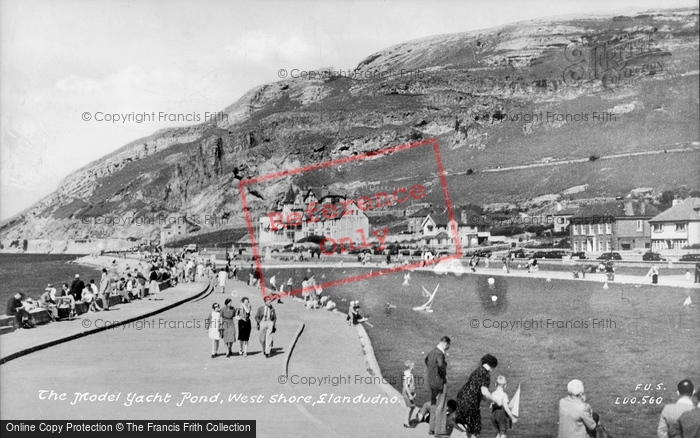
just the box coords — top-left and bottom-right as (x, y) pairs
(0, 315), (16, 335)
(27, 308), (52, 326)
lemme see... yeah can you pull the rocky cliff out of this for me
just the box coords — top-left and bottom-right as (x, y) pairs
(2, 8), (698, 242)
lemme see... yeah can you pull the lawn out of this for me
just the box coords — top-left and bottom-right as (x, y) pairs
(268, 266), (699, 437)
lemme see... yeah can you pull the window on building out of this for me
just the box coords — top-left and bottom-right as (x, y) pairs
(605, 223), (612, 234)
(653, 224), (662, 233)
(573, 224), (578, 235)
(606, 241), (611, 251)
(588, 224), (594, 234)
(427, 225), (434, 232)
(636, 220), (643, 232)
(573, 241), (578, 251)
(597, 224), (603, 234)
(675, 223), (687, 232)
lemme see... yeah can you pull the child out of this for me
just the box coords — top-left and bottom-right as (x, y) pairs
(445, 399), (464, 436)
(414, 399), (464, 436)
(402, 360), (416, 427)
(589, 412), (612, 438)
(491, 375), (518, 438)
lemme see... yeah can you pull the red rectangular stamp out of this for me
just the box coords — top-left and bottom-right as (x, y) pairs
(238, 138), (460, 298)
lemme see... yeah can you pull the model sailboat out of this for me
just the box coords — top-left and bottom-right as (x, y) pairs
(413, 284), (440, 313)
(508, 383), (521, 417)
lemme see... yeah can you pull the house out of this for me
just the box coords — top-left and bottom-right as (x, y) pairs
(552, 210), (575, 233)
(569, 200), (660, 252)
(648, 197), (700, 251)
(258, 186), (370, 246)
(406, 207), (433, 235)
(420, 209), (490, 248)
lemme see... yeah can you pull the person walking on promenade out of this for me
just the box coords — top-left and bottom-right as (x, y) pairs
(148, 268), (160, 300)
(255, 297), (277, 358)
(218, 269), (227, 294)
(206, 303), (223, 358)
(456, 354), (498, 438)
(659, 379), (696, 438)
(402, 360), (417, 428)
(425, 336), (450, 436)
(557, 379), (596, 438)
(237, 297), (252, 357)
(99, 269), (111, 311)
(695, 261), (700, 283)
(221, 298), (237, 357)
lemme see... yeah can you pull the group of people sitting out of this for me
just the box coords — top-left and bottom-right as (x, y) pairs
(5, 262), (172, 329)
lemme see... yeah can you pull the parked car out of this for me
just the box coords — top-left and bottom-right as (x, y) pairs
(508, 249), (528, 258)
(679, 253), (700, 262)
(464, 249), (493, 258)
(642, 252), (666, 261)
(597, 252), (622, 261)
(570, 251), (587, 260)
(183, 244), (198, 253)
(533, 250), (566, 259)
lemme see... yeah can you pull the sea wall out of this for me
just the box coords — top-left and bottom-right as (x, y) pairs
(0, 239), (134, 254)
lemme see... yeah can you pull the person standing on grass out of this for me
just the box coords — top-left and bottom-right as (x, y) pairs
(557, 379), (596, 438)
(425, 336), (450, 436)
(490, 375), (518, 438)
(678, 390), (700, 438)
(456, 354), (498, 438)
(237, 297), (252, 357)
(255, 296), (276, 358)
(658, 379), (695, 438)
(205, 303), (222, 358)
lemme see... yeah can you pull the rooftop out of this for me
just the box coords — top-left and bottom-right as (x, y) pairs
(649, 197), (700, 222)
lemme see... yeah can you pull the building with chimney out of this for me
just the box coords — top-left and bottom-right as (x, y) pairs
(419, 208), (490, 248)
(648, 197), (700, 251)
(258, 186), (369, 246)
(569, 199), (660, 252)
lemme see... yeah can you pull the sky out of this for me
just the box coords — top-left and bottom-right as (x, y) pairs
(1, 0), (697, 220)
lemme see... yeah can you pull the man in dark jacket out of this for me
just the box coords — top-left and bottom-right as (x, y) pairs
(70, 274), (85, 302)
(425, 336), (450, 436)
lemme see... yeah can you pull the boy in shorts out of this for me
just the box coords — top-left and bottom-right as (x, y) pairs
(491, 375), (518, 438)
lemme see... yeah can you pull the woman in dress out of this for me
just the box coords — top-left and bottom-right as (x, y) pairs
(455, 354), (498, 438)
(148, 268), (159, 300)
(220, 298), (237, 357)
(236, 297), (252, 357)
(205, 303), (222, 358)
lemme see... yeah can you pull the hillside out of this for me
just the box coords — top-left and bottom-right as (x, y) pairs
(1, 7), (698, 242)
